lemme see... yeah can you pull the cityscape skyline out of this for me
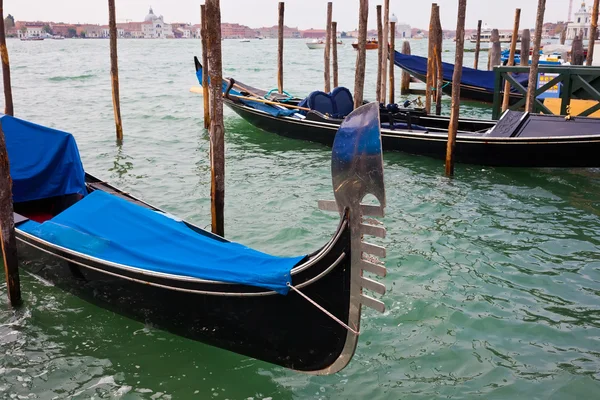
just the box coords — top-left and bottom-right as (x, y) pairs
(5, 0), (574, 32)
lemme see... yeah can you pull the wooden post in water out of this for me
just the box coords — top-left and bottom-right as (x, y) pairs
(587, 0), (599, 66)
(0, 1), (20, 307)
(488, 29), (501, 70)
(434, 11), (443, 116)
(206, 0), (225, 237)
(571, 34), (584, 65)
(332, 21), (339, 88)
(0, 1), (13, 117)
(425, 3), (438, 113)
(324, 2), (332, 92)
(560, 27), (566, 45)
(376, 5), (383, 102)
(277, 2), (284, 93)
(473, 20), (482, 69)
(445, 0), (467, 177)
(525, 0), (546, 113)
(353, 0), (368, 109)
(0, 122), (20, 307)
(502, 8), (521, 112)
(380, 0), (390, 102)
(400, 40), (411, 95)
(108, 0), (123, 142)
(200, 4), (210, 129)
(388, 21), (396, 105)
(520, 29), (530, 66)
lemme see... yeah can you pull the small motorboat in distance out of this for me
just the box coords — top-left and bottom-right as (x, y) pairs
(4, 102), (388, 374)
(306, 38), (344, 49)
(352, 39), (378, 50)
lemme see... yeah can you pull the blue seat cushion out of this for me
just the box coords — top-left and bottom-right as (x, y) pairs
(298, 87), (354, 118)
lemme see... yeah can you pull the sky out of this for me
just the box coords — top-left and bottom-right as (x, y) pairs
(4, 0), (573, 31)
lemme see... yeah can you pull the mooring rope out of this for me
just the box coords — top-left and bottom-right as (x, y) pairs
(287, 283), (359, 336)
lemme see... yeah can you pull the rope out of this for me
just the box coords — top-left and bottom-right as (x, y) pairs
(287, 283), (360, 336)
(264, 88), (293, 103)
(430, 82), (451, 91)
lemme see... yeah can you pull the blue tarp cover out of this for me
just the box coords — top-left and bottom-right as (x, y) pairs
(2, 114), (87, 203)
(393, 51), (529, 92)
(20, 190), (304, 294)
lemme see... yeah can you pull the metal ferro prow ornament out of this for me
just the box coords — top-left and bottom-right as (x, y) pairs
(318, 102), (387, 374)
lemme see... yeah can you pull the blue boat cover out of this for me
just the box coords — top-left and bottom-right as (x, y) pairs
(20, 190), (304, 294)
(393, 51), (529, 92)
(195, 67), (297, 117)
(1, 114), (87, 203)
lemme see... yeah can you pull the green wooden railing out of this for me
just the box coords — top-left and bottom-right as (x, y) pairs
(491, 65), (600, 120)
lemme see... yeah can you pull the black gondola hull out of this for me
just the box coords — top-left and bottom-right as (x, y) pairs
(226, 99), (600, 167)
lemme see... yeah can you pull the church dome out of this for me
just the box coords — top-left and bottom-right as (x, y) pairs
(144, 7), (156, 22)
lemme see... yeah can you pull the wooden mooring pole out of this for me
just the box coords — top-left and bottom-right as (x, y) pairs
(388, 20), (396, 105)
(376, 5), (383, 103)
(488, 29), (501, 70)
(380, 0), (390, 102)
(200, 4), (210, 129)
(502, 8), (521, 112)
(332, 21), (339, 88)
(324, 2), (332, 92)
(108, 0), (123, 142)
(520, 29), (530, 66)
(206, 0), (225, 237)
(425, 3), (438, 113)
(400, 40), (411, 95)
(277, 2), (284, 93)
(473, 20), (482, 69)
(587, 0), (599, 66)
(560, 28), (566, 45)
(434, 10), (443, 116)
(525, 0), (546, 112)
(445, 0), (467, 177)
(353, 0), (368, 109)
(0, 0), (20, 307)
(0, 0), (13, 117)
(572, 34), (584, 65)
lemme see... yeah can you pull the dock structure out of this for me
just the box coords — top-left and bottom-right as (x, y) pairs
(0, 0), (20, 307)
(108, 0), (123, 142)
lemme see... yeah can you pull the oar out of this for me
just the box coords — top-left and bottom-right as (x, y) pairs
(189, 86), (311, 112)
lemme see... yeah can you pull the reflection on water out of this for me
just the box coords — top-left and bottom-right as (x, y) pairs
(1, 38), (600, 398)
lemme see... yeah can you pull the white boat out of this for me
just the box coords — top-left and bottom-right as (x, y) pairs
(470, 23), (519, 43)
(306, 39), (343, 49)
(240, 39), (250, 43)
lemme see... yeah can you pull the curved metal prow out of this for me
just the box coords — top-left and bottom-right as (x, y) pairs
(194, 56), (202, 72)
(316, 102), (386, 375)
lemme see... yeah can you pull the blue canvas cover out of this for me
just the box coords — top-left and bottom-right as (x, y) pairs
(1, 114), (87, 203)
(19, 190), (304, 294)
(393, 51), (529, 92)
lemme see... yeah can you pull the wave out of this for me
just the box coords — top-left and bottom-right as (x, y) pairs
(48, 74), (96, 82)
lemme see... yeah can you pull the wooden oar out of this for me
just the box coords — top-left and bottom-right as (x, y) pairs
(190, 86), (311, 112)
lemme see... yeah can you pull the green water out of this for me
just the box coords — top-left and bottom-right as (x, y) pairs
(1, 38), (600, 399)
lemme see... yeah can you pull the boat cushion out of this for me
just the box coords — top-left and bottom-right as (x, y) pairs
(298, 87), (354, 118)
(2, 114), (87, 203)
(19, 190), (305, 295)
(380, 122), (428, 131)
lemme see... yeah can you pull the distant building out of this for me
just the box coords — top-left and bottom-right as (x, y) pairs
(566, 1), (596, 39)
(221, 23), (255, 38)
(396, 23), (412, 39)
(255, 25), (300, 38)
(141, 7), (173, 38)
(17, 22), (44, 38)
(301, 28), (327, 39)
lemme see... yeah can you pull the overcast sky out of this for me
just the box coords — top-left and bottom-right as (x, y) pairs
(5, 0), (573, 31)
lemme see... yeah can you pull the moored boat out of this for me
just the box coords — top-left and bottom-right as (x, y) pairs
(352, 39), (378, 50)
(4, 104), (388, 374)
(306, 39), (344, 49)
(194, 57), (600, 167)
(469, 23), (519, 43)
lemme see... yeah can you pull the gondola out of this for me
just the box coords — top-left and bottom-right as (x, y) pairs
(4, 102), (387, 375)
(393, 51), (600, 104)
(194, 58), (600, 167)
